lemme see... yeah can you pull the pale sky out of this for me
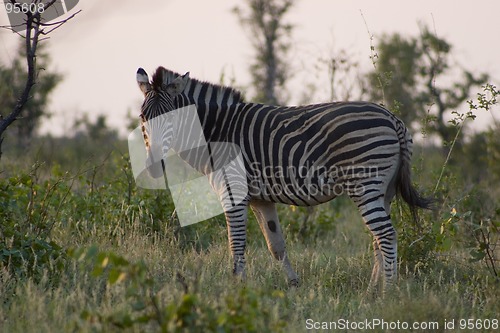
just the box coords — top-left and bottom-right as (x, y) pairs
(0, 0), (499, 137)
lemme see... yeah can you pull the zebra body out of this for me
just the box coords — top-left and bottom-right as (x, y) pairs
(136, 67), (431, 292)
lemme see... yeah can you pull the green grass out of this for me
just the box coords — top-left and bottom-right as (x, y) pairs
(1, 217), (498, 332)
(1, 140), (499, 332)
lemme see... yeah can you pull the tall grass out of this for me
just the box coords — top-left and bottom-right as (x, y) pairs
(1, 137), (499, 332)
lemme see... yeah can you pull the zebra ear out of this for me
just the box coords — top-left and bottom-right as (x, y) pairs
(165, 72), (189, 96)
(137, 68), (151, 96)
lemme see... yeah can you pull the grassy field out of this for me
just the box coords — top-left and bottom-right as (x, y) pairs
(0, 137), (499, 332)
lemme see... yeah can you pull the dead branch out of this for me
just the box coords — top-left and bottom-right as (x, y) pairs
(0, 0), (80, 161)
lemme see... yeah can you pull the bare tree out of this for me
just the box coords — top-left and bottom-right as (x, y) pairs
(0, 0), (80, 161)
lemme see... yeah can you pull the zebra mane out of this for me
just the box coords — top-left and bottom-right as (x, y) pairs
(151, 66), (244, 104)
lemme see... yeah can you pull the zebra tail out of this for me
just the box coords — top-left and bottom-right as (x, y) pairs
(396, 125), (434, 223)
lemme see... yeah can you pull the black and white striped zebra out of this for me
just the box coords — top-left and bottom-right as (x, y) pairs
(136, 66), (432, 292)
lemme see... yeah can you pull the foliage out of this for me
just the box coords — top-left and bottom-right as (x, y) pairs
(0, 164), (67, 283)
(70, 245), (287, 332)
(366, 26), (488, 147)
(392, 84), (500, 280)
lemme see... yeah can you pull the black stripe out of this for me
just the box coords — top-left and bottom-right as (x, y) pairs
(358, 193), (384, 207)
(362, 207), (386, 217)
(353, 153), (397, 165)
(327, 139), (399, 166)
(198, 83), (209, 103)
(187, 81), (196, 99)
(366, 216), (391, 225)
(209, 86), (218, 107)
(370, 222), (393, 232)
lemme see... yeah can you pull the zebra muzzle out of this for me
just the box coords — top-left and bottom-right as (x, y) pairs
(145, 153), (165, 179)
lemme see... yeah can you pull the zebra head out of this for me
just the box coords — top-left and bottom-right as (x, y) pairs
(136, 67), (190, 178)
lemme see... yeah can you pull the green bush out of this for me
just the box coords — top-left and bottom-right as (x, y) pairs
(71, 245), (286, 332)
(0, 166), (67, 283)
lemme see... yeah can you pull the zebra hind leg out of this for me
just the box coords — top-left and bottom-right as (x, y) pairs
(366, 239), (383, 295)
(250, 200), (299, 287)
(355, 196), (398, 294)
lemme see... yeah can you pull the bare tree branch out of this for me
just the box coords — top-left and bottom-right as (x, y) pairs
(0, 0), (80, 160)
(40, 10), (82, 35)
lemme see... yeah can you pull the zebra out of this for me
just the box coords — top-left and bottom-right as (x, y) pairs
(135, 66), (432, 292)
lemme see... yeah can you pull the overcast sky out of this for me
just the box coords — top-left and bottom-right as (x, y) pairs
(0, 0), (499, 136)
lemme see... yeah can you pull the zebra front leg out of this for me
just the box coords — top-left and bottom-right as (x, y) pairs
(224, 202), (250, 279)
(250, 200), (299, 287)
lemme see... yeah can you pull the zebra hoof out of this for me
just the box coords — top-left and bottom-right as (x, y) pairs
(288, 279), (300, 288)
